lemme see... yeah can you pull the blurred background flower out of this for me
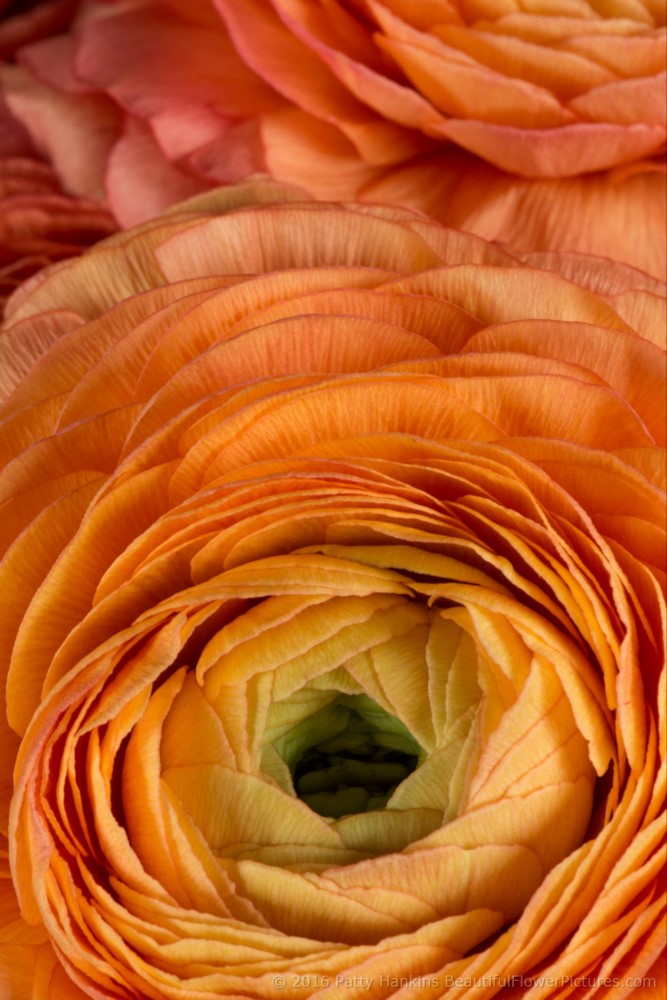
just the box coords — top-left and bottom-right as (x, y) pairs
(2, 0), (664, 274)
(0, 184), (664, 998)
(0, 0), (116, 316)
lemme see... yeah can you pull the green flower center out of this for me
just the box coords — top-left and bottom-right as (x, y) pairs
(273, 695), (423, 818)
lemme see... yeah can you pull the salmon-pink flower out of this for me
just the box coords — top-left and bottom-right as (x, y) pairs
(0, 184), (664, 998)
(0, 150), (117, 314)
(3, 0), (665, 275)
(0, 0), (79, 58)
(0, 2), (117, 315)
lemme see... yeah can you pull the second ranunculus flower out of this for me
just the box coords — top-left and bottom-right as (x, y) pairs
(213, 0), (666, 176)
(0, 184), (664, 999)
(3, 0), (665, 275)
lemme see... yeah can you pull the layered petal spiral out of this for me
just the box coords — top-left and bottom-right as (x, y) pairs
(0, 184), (664, 999)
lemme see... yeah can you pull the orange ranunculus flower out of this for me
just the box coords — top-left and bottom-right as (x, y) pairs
(0, 183), (665, 999)
(3, 0), (665, 276)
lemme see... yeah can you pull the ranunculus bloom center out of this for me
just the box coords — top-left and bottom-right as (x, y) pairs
(278, 695), (422, 817)
(151, 555), (597, 873)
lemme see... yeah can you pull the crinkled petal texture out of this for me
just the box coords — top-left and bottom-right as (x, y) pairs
(0, 185), (665, 1000)
(3, 0), (665, 276)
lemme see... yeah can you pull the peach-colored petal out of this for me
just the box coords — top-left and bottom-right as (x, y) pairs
(361, 154), (667, 280)
(105, 118), (215, 228)
(567, 70), (667, 126)
(376, 32), (578, 129)
(562, 30), (666, 76)
(432, 22), (618, 99)
(1, 63), (119, 199)
(462, 320), (666, 443)
(215, 0), (427, 165)
(75, 3), (284, 122)
(434, 118), (666, 177)
(0, 857), (73, 1000)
